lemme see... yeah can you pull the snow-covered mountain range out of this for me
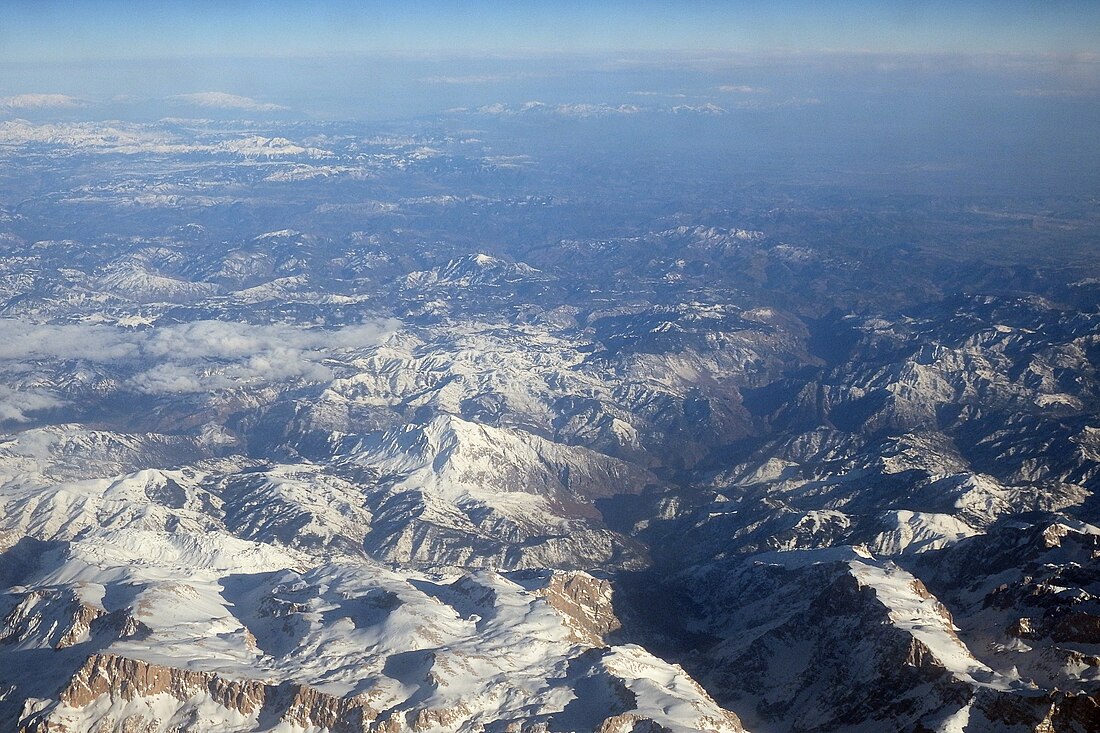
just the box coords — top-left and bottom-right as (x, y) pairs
(0, 115), (1098, 732)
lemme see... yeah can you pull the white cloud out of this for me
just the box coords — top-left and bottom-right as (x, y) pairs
(1014, 88), (1094, 98)
(0, 321), (139, 361)
(472, 101), (642, 118)
(126, 363), (213, 394)
(0, 317), (400, 395)
(466, 101), (738, 117)
(630, 91), (688, 98)
(420, 72), (542, 84)
(0, 386), (65, 422)
(170, 92), (288, 112)
(718, 85), (767, 94)
(0, 93), (84, 109)
(132, 319), (400, 393)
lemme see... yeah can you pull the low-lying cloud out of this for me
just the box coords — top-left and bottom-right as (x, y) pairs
(0, 93), (84, 110)
(718, 85), (767, 94)
(420, 72), (544, 84)
(0, 318), (400, 399)
(170, 92), (289, 112)
(461, 100), (737, 118)
(0, 386), (65, 422)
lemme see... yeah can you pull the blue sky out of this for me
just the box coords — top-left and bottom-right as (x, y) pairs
(2, 1), (1099, 60)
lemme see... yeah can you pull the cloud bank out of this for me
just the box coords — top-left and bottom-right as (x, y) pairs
(0, 93), (84, 109)
(461, 101), (733, 118)
(0, 386), (65, 422)
(170, 92), (288, 112)
(0, 318), (400, 399)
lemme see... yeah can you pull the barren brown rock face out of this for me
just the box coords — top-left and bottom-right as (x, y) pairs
(2, 590), (107, 649)
(57, 655), (268, 713)
(535, 571), (622, 646)
(30, 655), (386, 732)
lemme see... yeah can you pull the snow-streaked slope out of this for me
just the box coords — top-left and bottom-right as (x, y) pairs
(8, 543), (744, 733)
(669, 548), (1073, 733)
(338, 414), (653, 569)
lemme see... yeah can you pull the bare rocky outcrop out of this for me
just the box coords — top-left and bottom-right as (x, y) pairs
(0, 589), (148, 649)
(534, 571), (622, 645)
(279, 683), (381, 732)
(969, 686), (1100, 733)
(21, 654), (383, 733)
(1, 589), (108, 649)
(407, 702), (473, 731)
(57, 654), (269, 714)
(596, 714), (674, 733)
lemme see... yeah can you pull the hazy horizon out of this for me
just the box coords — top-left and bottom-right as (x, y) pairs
(3, 2), (1097, 134)
(5, 1), (1100, 60)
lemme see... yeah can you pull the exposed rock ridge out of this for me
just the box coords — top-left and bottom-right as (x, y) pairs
(533, 570), (622, 645)
(22, 653), (383, 733)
